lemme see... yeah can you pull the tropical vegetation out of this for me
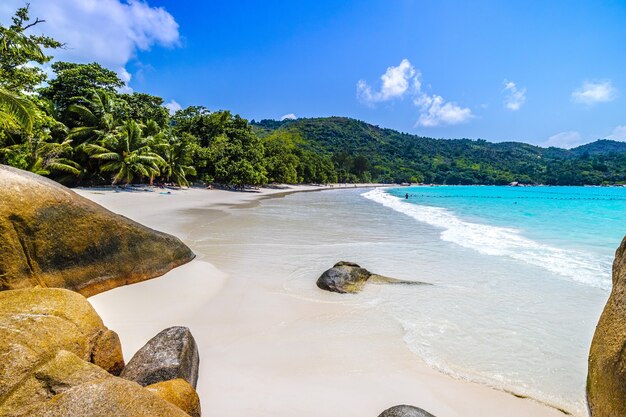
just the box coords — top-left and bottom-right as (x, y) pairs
(2, 5), (626, 188)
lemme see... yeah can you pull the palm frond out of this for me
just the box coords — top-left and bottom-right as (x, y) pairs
(0, 88), (36, 133)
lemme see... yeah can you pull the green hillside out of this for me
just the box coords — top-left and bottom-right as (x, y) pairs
(252, 117), (626, 185)
(570, 139), (626, 156)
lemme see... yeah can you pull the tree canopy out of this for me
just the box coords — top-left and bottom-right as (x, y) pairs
(1, 4), (626, 188)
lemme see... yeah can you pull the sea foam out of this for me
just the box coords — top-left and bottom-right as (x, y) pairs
(362, 188), (612, 289)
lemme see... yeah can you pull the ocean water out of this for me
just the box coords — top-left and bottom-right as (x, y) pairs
(191, 186), (623, 416)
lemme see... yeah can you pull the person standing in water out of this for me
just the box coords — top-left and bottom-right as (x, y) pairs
(405, 193), (409, 199)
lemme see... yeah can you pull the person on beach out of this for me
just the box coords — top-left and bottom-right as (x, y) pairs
(405, 193), (409, 199)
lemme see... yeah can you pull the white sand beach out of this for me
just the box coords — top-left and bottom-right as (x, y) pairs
(82, 186), (569, 417)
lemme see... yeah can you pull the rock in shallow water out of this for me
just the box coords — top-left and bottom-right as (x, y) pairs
(378, 405), (436, 417)
(0, 164), (195, 297)
(317, 261), (430, 293)
(588, 236), (626, 417)
(317, 261), (371, 293)
(121, 326), (200, 388)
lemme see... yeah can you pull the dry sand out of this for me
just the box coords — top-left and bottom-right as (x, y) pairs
(81, 186), (571, 417)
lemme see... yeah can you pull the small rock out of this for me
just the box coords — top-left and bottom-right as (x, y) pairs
(316, 261), (372, 293)
(378, 405), (436, 417)
(147, 378), (201, 417)
(121, 326), (199, 388)
(317, 261), (430, 294)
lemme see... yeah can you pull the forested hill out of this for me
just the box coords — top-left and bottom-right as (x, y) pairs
(252, 117), (626, 185)
(570, 139), (626, 156)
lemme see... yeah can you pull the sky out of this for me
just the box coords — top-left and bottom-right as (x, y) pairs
(2, 0), (626, 148)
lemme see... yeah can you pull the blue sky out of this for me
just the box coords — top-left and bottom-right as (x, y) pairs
(2, 0), (626, 147)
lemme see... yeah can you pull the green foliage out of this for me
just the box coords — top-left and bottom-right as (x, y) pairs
(253, 117), (626, 185)
(2, 5), (626, 189)
(0, 4), (62, 92)
(2, 136), (79, 177)
(263, 131), (300, 183)
(0, 88), (36, 133)
(84, 120), (165, 185)
(119, 93), (169, 127)
(40, 62), (125, 114)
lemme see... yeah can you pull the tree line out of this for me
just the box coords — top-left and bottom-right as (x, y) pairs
(2, 5), (626, 188)
(0, 6), (336, 187)
(253, 118), (626, 186)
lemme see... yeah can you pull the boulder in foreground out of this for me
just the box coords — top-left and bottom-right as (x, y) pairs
(588, 236), (626, 417)
(27, 377), (192, 417)
(0, 288), (124, 400)
(121, 326), (200, 388)
(378, 405), (436, 417)
(0, 350), (111, 417)
(317, 261), (430, 293)
(0, 165), (195, 297)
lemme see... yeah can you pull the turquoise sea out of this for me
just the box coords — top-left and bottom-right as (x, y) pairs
(379, 186), (626, 290)
(195, 185), (624, 416)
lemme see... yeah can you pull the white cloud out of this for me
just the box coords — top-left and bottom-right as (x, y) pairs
(605, 125), (626, 141)
(164, 99), (182, 115)
(357, 59), (417, 104)
(357, 59), (473, 127)
(571, 80), (616, 105)
(116, 67), (133, 93)
(118, 67), (132, 84)
(544, 131), (586, 149)
(280, 113), (297, 121)
(0, 0), (180, 83)
(415, 94), (473, 127)
(503, 80), (526, 111)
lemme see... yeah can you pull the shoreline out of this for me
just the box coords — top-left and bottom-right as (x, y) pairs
(80, 185), (575, 417)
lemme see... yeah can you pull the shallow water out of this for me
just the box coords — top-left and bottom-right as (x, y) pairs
(191, 186), (617, 416)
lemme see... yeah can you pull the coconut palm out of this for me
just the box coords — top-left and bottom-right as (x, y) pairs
(67, 90), (121, 146)
(0, 87), (35, 133)
(2, 136), (81, 176)
(84, 120), (165, 185)
(156, 133), (197, 187)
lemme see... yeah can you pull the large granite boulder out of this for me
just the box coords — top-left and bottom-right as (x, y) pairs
(27, 377), (192, 417)
(147, 378), (201, 417)
(0, 350), (114, 417)
(378, 405), (436, 417)
(317, 261), (429, 293)
(588, 236), (626, 417)
(0, 288), (124, 400)
(0, 165), (194, 297)
(121, 326), (199, 388)
(0, 350), (112, 417)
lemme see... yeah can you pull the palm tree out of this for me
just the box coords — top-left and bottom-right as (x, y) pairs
(3, 136), (81, 176)
(156, 133), (197, 187)
(67, 90), (121, 146)
(0, 24), (46, 63)
(84, 120), (165, 185)
(26, 137), (81, 176)
(0, 87), (35, 133)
